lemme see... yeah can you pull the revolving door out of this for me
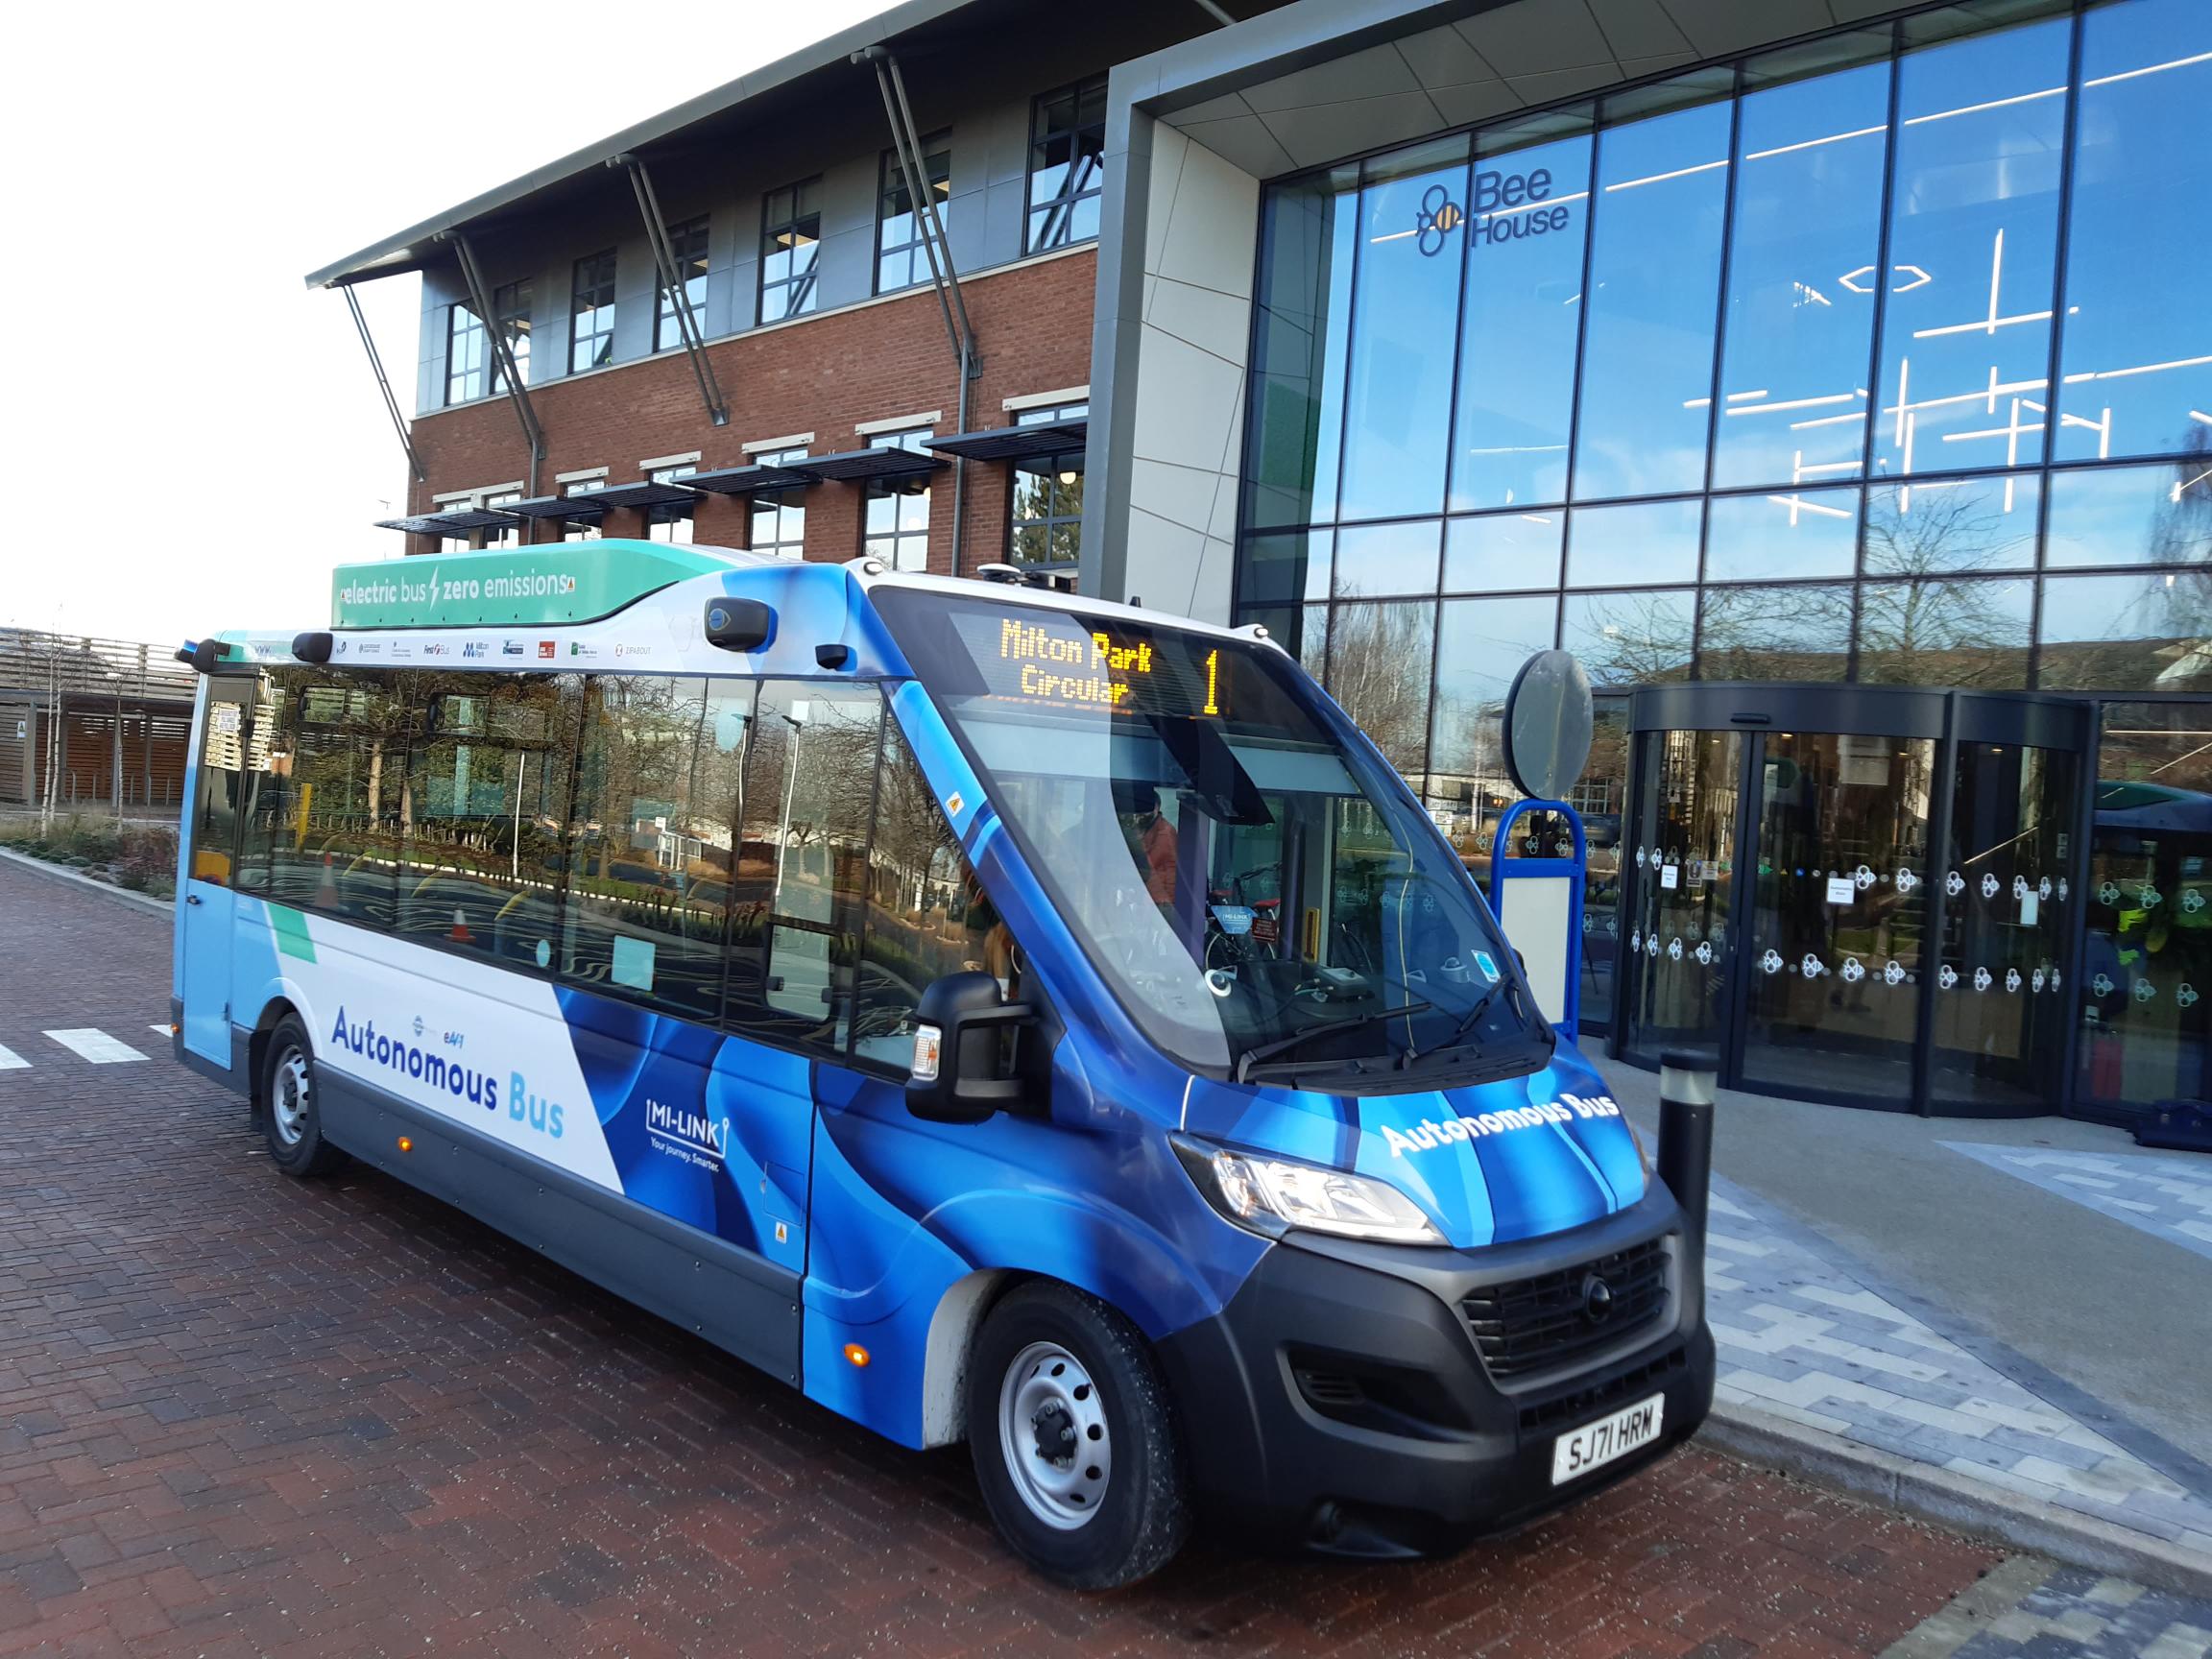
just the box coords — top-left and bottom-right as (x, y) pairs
(1614, 685), (2095, 1116)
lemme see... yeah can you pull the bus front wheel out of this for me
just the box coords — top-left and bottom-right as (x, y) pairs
(260, 1015), (348, 1179)
(967, 1283), (1190, 1588)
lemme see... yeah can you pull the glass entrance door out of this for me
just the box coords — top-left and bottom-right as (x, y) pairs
(1621, 731), (1741, 1065)
(1739, 733), (1936, 1105)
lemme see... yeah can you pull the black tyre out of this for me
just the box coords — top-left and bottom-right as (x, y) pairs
(967, 1282), (1190, 1589)
(260, 1015), (349, 1178)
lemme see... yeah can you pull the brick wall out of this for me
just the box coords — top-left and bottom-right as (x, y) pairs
(407, 248), (1095, 577)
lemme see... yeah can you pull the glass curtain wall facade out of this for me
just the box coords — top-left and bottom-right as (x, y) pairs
(1236, 0), (2207, 1105)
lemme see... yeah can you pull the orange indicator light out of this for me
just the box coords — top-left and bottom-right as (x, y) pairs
(397, 1137), (414, 1154)
(844, 1344), (871, 1368)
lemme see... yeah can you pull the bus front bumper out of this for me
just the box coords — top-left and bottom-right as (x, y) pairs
(1154, 1184), (1714, 1558)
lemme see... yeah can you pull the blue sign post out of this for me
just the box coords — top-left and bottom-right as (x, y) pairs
(1489, 650), (1597, 1046)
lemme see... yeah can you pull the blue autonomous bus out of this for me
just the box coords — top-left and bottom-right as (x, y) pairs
(173, 541), (1714, 1586)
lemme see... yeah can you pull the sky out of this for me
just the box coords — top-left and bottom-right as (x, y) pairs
(0, 0), (891, 647)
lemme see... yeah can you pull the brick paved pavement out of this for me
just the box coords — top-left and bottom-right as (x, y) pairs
(0, 861), (2073, 1655)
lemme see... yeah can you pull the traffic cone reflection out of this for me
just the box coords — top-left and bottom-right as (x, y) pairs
(448, 907), (472, 945)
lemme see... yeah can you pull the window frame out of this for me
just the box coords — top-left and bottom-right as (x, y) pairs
(875, 133), (951, 295)
(759, 180), (824, 324)
(861, 429), (935, 573)
(570, 250), (618, 373)
(654, 216), (711, 352)
(445, 299), (487, 407)
(1007, 400), (1088, 575)
(493, 276), (533, 394)
(748, 447), (809, 559)
(1024, 75), (1108, 254)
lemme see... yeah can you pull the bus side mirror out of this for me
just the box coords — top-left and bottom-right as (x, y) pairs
(906, 971), (1034, 1125)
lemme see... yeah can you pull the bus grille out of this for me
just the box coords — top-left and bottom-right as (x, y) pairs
(1460, 1237), (1671, 1380)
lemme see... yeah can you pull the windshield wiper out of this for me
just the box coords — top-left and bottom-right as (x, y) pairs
(1400, 983), (1502, 1070)
(1235, 999), (1432, 1084)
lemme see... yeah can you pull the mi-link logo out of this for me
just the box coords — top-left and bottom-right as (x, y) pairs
(646, 1099), (730, 1172)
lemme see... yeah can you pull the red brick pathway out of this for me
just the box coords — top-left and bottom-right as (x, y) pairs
(0, 861), (2000, 1657)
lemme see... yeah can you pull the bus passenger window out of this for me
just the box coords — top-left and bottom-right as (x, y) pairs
(854, 720), (1005, 1072)
(234, 667), (405, 924)
(561, 676), (749, 1021)
(728, 682), (878, 1053)
(397, 673), (578, 966)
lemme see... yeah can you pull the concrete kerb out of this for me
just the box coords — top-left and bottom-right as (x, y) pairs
(0, 846), (174, 919)
(1704, 1400), (2212, 1601)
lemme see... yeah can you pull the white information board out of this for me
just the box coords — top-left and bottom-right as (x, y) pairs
(1497, 873), (1575, 1026)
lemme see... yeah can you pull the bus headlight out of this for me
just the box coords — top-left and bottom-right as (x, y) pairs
(1172, 1136), (1445, 1246)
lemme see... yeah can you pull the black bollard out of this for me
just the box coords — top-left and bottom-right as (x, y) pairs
(1657, 1047), (1717, 1243)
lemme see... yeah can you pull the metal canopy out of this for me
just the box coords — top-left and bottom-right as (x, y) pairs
(925, 418), (1088, 462)
(785, 447), (946, 483)
(502, 493), (610, 521)
(585, 480), (702, 511)
(685, 464), (816, 495)
(375, 508), (518, 534)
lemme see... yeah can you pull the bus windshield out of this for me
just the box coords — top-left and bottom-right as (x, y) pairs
(877, 589), (1549, 1087)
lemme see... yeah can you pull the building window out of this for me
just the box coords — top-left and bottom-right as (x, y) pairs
(646, 464), (697, 544)
(1009, 400), (1086, 573)
(562, 479), (604, 543)
(493, 278), (532, 392)
(1026, 76), (1107, 253)
(877, 135), (950, 294)
(760, 180), (822, 323)
(484, 490), (522, 551)
(445, 301), (487, 406)
(655, 217), (709, 351)
(750, 448), (807, 558)
(570, 250), (617, 373)
(863, 431), (933, 572)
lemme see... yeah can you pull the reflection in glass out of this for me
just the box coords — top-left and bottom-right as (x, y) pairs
(1697, 583), (1854, 680)
(1428, 595), (1560, 779)
(1574, 79), (1733, 500)
(1567, 497), (1702, 587)
(1333, 518), (1441, 597)
(2043, 463), (2212, 567)
(1863, 473), (2040, 573)
(1245, 166), (1359, 529)
(1871, 14), (2068, 477)
(1235, 603), (1330, 684)
(1712, 50), (1889, 489)
(1621, 729), (1741, 1063)
(2037, 571), (2212, 691)
(2055, 0), (2212, 462)
(2080, 704), (2212, 1112)
(1704, 488), (1861, 581)
(1443, 512), (1563, 593)
(1577, 704), (1631, 1030)
(1930, 741), (2077, 1109)
(1858, 576), (2033, 687)
(1450, 115), (1594, 511)
(1338, 139), (1470, 522)
(1325, 599), (1435, 777)
(1741, 732), (1934, 1101)
(1562, 588), (1696, 685)
(1240, 530), (1332, 606)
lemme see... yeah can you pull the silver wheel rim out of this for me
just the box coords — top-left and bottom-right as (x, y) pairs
(998, 1340), (1111, 1530)
(272, 1046), (311, 1147)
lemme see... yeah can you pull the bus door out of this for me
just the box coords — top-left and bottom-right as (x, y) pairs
(180, 681), (254, 1067)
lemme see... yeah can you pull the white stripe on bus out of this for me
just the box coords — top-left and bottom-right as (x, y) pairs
(43, 1028), (148, 1064)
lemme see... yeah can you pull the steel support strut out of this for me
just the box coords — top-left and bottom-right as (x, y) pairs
(855, 44), (981, 575)
(443, 230), (546, 492)
(340, 285), (425, 484)
(614, 153), (729, 426)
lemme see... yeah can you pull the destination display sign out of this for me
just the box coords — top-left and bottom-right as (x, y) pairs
(948, 608), (1233, 721)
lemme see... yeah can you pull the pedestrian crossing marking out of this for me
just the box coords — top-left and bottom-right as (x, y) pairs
(43, 1028), (148, 1064)
(150, 1024), (171, 1037)
(0, 1044), (27, 1071)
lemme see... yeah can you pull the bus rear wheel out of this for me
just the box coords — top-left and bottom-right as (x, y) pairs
(260, 1015), (348, 1178)
(967, 1283), (1190, 1589)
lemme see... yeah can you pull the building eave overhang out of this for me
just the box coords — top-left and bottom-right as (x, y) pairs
(303, 0), (978, 291)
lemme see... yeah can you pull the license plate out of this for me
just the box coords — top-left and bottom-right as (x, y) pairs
(1551, 1393), (1665, 1485)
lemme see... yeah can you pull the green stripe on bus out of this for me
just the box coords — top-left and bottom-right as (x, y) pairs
(268, 904), (319, 964)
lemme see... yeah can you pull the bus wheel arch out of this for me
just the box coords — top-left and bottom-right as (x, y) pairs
(921, 1267), (1022, 1448)
(246, 998), (301, 1122)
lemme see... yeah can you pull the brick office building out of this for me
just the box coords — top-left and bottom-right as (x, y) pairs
(311, 0), (1287, 582)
